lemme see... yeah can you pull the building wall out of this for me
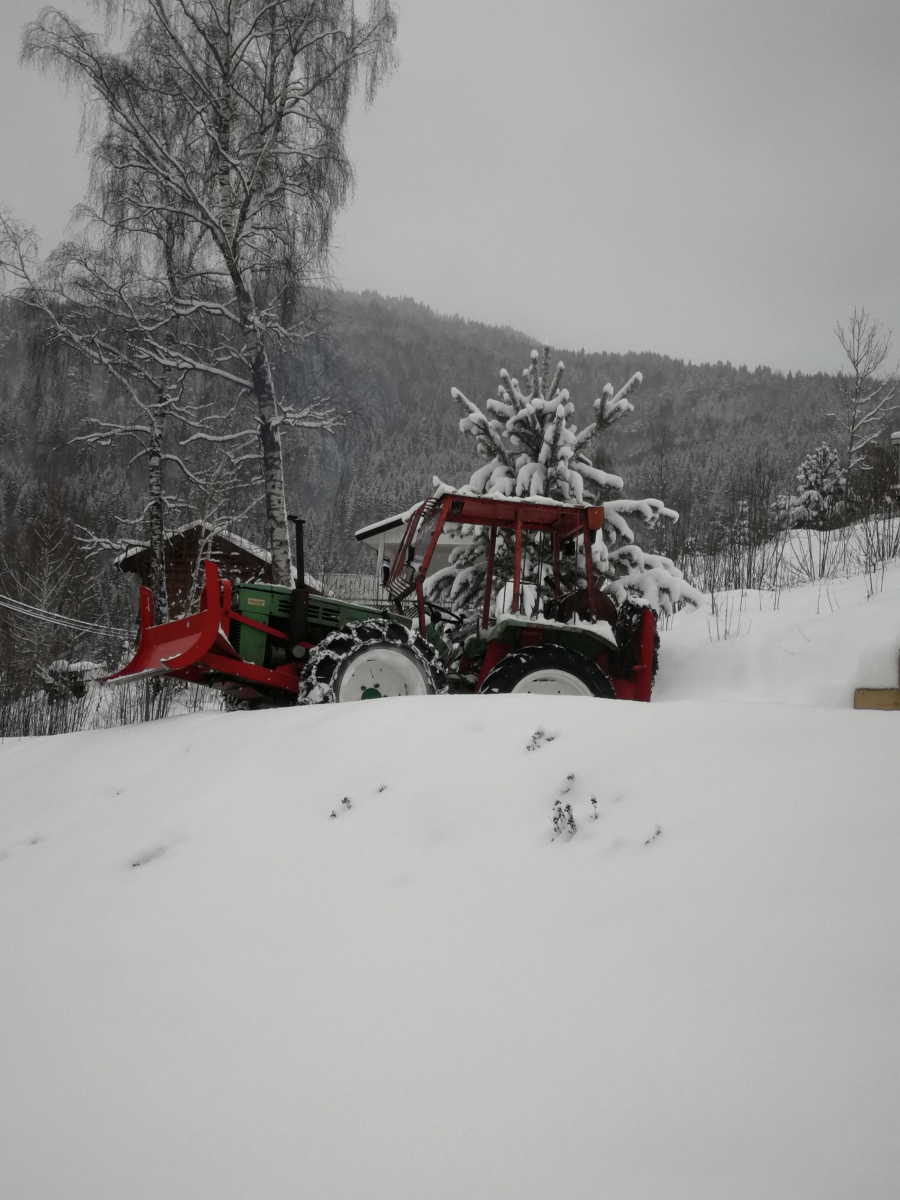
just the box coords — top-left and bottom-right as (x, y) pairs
(122, 534), (272, 614)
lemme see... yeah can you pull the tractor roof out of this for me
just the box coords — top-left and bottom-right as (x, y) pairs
(432, 492), (605, 538)
(357, 493), (604, 546)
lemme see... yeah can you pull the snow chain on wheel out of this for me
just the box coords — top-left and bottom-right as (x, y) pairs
(297, 619), (449, 704)
(480, 646), (616, 698)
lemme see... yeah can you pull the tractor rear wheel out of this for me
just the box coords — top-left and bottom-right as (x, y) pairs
(480, 646), (616, 698)
(298, 619), (448, 704)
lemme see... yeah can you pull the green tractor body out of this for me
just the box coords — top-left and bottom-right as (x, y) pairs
(229, 583), (409, 668)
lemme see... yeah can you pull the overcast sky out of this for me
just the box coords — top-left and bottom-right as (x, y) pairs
(2, 0), (899, 374)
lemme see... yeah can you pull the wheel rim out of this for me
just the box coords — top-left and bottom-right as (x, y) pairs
(510, 668), (594, 696)
(335, 646), (431, 701)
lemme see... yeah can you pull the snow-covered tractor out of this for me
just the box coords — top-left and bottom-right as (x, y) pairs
(107, 494), (658, 705)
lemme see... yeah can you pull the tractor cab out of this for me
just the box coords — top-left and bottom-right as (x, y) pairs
(368, 492), (656, 700)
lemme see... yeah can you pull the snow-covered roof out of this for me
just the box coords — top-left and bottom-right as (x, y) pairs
(355, 505), (477, 560)
(114, 521), (271, 568)
(354, 504), (422, 544)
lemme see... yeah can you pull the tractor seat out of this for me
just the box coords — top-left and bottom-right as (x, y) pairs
(545, 589), (617, 626)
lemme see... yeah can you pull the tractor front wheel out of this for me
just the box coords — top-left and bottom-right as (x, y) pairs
(298, 620), (448, 704)
(480, 646), (615, 698)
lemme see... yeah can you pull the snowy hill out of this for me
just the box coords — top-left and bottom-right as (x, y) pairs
(1, 569), (899, 1199)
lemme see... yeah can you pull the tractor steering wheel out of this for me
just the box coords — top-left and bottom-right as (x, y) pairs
(424, 601), (464, 626)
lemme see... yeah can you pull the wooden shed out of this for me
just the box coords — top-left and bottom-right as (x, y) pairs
(115, 522), (272, 614)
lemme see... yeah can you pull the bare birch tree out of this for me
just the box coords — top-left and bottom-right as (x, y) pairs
(0, 213), (239, 624)
(827, 307), (898, 494)
(23, 0), (397, 586)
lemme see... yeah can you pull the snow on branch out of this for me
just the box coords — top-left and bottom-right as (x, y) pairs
(429, 348), (697, 619)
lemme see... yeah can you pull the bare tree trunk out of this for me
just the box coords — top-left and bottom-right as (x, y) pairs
(147, 408), (169, 624)
(829, 308), (898, 500)
(242, 319), (292, 586)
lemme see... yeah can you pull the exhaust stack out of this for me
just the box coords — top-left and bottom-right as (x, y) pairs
(287, 514), (310, 648)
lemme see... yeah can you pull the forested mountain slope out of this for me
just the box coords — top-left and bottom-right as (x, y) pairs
(309, 291), (829, 544)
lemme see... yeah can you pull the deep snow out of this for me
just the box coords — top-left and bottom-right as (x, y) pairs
(1, 567), (899, 1199)
(655, 560), (900, 707)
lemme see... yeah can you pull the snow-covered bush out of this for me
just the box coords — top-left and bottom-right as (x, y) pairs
(428, 347), (701, 633)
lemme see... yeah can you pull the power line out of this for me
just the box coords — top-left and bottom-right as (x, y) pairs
(0, 594), (129, 638)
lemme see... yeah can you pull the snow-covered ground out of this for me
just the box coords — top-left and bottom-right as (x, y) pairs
(1, 566), (898, 1199)
(656, 558), (900, 707)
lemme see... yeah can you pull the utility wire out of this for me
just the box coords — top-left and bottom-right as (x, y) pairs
(0, 594), (130, 638)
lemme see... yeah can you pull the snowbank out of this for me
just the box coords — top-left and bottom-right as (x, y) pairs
(655, 560), (900, 707)
(1, 686), (898, 1198)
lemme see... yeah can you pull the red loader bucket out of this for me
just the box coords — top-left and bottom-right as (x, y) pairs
(105, 560), (239, 685)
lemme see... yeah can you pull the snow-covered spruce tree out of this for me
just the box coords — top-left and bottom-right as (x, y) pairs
(785, 444), (846, 530)
(427, 348), (701, 641)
